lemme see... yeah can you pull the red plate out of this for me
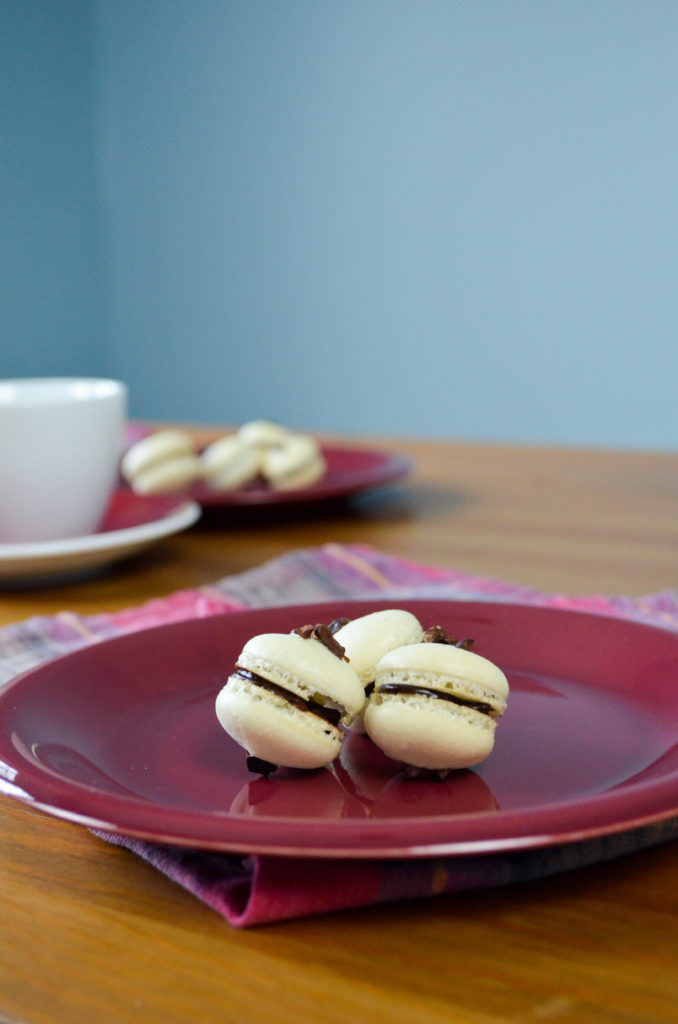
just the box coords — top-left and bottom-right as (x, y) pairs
(191, 444), (412, 506)
(1, 599), (677, 858)
(0, 490), (200, 586)
(98, 489), (195, 531)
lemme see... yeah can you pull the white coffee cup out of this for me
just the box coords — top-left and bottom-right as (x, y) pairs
(0, 378), (128, 543)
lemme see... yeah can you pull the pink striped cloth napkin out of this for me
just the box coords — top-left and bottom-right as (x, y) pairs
(2, 543), (678, 926)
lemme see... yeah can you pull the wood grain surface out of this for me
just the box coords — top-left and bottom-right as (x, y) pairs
(2, 432), (678, 1024)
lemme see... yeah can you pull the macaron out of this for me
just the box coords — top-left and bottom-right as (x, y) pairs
(332, 609), (424, 731)
(120, 428), (202, 494)
(364, 637), (509, 775)
(261, 432), (326, 490)
(200, 434), (261, 491)
(237, 419), (291, 451)
(215, 624), (365, 772)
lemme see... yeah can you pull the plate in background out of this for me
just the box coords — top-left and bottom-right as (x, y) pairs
(0, 490), (200, 586)
(124, 425), (413, 507)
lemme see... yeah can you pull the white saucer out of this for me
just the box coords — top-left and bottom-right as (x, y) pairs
(0, 490), (201, 586)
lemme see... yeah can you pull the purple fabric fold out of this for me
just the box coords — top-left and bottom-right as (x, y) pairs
(3, 543), (678, 926)
(95, 816), (678, 927)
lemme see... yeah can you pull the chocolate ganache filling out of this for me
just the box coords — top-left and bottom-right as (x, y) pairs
(378, 682), (494, 716)
(233, 667), (342, 726)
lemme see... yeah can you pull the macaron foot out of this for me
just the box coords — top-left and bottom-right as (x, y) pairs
(246, 755), (278, 776)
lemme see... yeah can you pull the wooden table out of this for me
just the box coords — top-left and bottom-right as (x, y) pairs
(2, 433), (678, 1024)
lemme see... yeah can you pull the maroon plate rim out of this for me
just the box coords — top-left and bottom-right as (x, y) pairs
(1, 599), (678, 858)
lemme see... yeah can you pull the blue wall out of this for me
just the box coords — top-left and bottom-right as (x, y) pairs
(1, 1), (107, 377)
(4, 3), (678, 447)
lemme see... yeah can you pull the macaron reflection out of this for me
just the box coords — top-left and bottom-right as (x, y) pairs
(335, 731), (500, 818)
(370, 768), (499, 818)
(230, 766), (367, 820)
(335, 731), (398, 807)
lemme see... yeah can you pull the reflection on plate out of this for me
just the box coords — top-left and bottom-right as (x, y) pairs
(1, 599), (678, 858)
(192, 444), (413, 507)
(0, 490), (200, 586)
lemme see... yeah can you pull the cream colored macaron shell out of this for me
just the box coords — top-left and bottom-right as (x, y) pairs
(333, 609), (424, 688)
(200, 435), (261, 490)
(216, 632), (365, 770)
(364, 643), (509, 771)
(237, 419), (291, 450)
(120, 429), (201, 494)
(261, 433), (326, 490)
(333, 608), (424, 733)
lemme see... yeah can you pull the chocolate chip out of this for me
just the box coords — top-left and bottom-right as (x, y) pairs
(423, 625), (474, 650)
(246, 755), (278, 776)
(327, 616), (351, 634)
(293, 623), (316, 640)
(292, 622), (348, 661)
